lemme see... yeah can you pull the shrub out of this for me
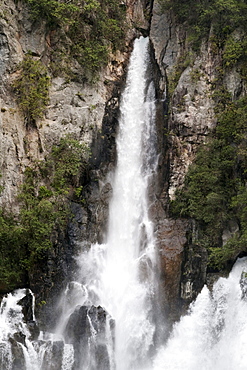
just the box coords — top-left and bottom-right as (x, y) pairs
(159, 0), (247, 50)
(25, 0), (126, 78)
(13, 54), (50, 124)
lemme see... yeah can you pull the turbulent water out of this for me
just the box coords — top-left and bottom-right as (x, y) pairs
(91, 36), (158, 369)
(1, 36), (247, 370)
(153, 257), (247, 370)
(57, 36), (158, 370)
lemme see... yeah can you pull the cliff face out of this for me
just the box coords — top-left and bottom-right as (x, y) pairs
(150, 0), (247, 320)
(0, 0), (123, 208)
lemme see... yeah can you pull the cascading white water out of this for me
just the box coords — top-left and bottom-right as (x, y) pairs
(95, 35), (158, 369)
(59, 36), (158, 370)
(0, 289), (41, 369)
(153, 257), (247, 370)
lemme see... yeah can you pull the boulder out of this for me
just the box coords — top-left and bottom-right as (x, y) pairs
(65, 305), (114, 370)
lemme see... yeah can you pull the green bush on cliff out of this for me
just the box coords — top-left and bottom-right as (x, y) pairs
(25, 0), (126, 77)
(26, 0), (80, 25)
(0, 135), (89, 290)
(170, 96), (247, 269)
(160, 0), (247, 50)
(13, 54), (50, 124)
(41, 135), (90, 192)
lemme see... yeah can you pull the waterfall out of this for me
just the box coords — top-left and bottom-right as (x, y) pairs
(94, 35), (158, 369)
(153, 257), (247, 370)
(57, 36), (158, 370)
(0, 289), (41, 369)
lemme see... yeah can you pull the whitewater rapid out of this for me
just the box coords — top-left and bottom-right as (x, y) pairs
(153, 257), (247, 370)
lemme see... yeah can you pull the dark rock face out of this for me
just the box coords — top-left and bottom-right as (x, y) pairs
(9, 338), (26, 370)
(41, 341), (65, 370)
(65, 305), (114, 370)
(180, 223), (208, 307)
(12, 332), (26, 346)
(17, 292), (34, 322)
(17, 291), (40, 340)
(156, 218), (189, 323)
(27, 320), (40, 341)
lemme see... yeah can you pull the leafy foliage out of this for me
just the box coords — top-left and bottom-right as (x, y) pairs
(13, 54), (50, 123)
(25, 0), (126, 77)
(160, 0), (247, 50)
(42, 135), (90, 192)
(0, 136), (89, 290)
(25, 0), (80, 26)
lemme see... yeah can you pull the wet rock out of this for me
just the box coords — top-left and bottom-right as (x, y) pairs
(41, 341), (65, 370)
(65, 305), (114, 370)
(95, 344), (110, 370)
(27, 320), (40, 340)
(180, 222), (208, 307)
(65, 305), (90, 344)
(17, 292), (34, 322)
(9, 338), (26, 370)
(13, 332), (26, 346)
(17, 291), (40, 339)
(157, 218), (189, 322)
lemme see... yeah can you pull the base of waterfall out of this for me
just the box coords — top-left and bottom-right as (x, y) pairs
(0, 288), (114, 370)
(1, 257), (247, 369)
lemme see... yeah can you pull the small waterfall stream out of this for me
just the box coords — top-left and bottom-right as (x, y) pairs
(1, 36), (247, 370)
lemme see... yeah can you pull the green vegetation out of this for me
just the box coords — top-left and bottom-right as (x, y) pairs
(41, 136), (89, 192)
(160, 0), (247, 50)
(13, 54), (50, 124)
(0, 135), (89, 290)
(159, 0), (247, 96)
(168, 54), (193, 95)
(25, 0), (126, 78)
(170, 96), (247, 269)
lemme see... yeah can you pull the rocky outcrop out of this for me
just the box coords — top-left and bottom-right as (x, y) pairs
(149, 0), (211, 320)
(65, 305), (114, 370)
(150, 2), (218, 200)
(156, 218), (189, 321)
(0, 0), (152, 209)
(17, 291), (40, 339)
(149, 0), (247, 323)
(41, 341), (65, 370)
